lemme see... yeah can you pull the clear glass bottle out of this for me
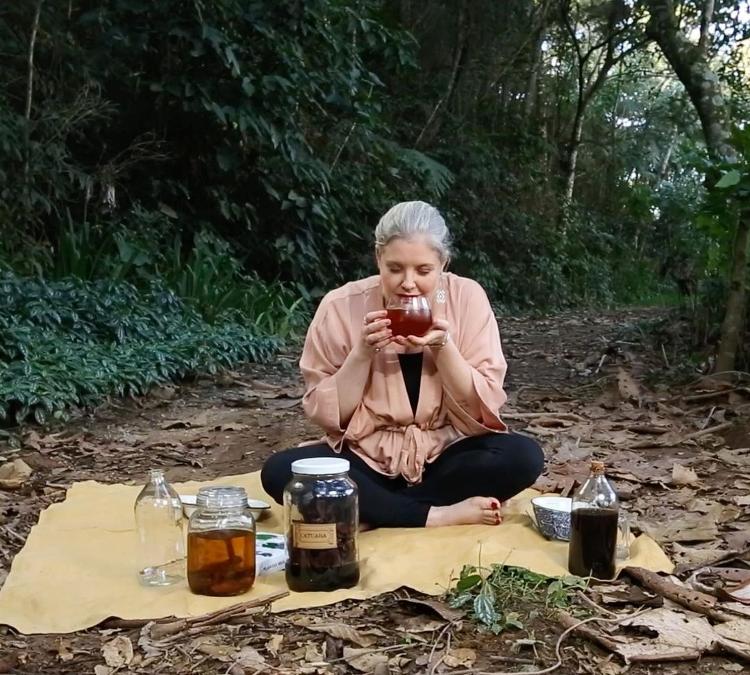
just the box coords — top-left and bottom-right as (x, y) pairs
(134, 469), (185, 586)
(187, 486), (256, 596)
(284, 457), (359, 592)
(568, 461), (620, 579)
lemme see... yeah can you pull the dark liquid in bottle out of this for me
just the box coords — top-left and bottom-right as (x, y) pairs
(386, 308), (432, 337)
(567, 508), (618, 579)
(188, 529), (255, 596)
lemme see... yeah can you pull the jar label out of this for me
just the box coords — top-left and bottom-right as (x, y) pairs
(293, 523), (337, 549)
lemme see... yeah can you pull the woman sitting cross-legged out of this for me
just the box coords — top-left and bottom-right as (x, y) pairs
(261, 201), (544, 528)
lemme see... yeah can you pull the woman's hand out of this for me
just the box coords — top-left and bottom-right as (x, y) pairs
(394, 318), (450, 349)
(358, 310), (392, 355)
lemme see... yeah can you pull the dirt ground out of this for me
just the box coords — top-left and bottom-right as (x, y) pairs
(1, 307), (749, 674)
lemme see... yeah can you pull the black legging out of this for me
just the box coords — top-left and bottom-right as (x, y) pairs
(261, 432), (544, 528)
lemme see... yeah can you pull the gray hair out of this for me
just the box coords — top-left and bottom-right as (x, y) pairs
(374, 201), (451, 263)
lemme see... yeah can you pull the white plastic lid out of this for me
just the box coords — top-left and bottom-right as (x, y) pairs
(291, 457), (350, 475)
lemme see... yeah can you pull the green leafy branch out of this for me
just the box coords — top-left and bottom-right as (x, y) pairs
(447, 563), (587, 634)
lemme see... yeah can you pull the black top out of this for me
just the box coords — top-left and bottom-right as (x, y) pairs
(398, 352), (423, 416)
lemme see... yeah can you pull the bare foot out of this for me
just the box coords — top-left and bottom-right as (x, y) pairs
(425, 497), (503, 527)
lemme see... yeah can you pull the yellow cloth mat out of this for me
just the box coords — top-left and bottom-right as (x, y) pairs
(0, 471), (672, 634)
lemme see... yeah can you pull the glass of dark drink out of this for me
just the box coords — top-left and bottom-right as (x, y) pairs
(386, 294), (432, 338)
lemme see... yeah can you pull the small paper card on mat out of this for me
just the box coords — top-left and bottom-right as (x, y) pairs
(256, 532), (287, 576)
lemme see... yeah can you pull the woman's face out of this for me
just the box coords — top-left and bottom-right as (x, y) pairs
(376, 236), (443, 299)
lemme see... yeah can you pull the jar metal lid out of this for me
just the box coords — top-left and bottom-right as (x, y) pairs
(291, 457), (350, 475)
(196, 486), (248, 509)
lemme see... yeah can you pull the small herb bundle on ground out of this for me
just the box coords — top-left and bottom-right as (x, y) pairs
(447, 563), (588, 634)
(0, 273), (281, 425)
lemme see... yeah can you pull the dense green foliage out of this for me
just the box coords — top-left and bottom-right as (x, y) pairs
(4, 0), (726, 306)
(1, 1), (749, 423)
(448, 563), (587, 634)
(0, 273), (280, 425)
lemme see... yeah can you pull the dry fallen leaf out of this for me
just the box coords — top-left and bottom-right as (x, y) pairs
(235, 646), (266, 668)
(191, 635), (235, 660)
(294, 620), (376, 647)
(397, 597), (465, 622)
(443, 647), (477, 668)
(93, 666), (112, 675)
(617, 369), (642, 405)
(671, 542), (725, 568)
(620, 608), (717, 649)
(717, 448), (750, 467)
(303, 641), (325, 664)
(395, 615), (446, 634)
(265, 633), (284, 657)
(724, 527), (750, 550)
(671, 463), (699, 486)
(638, 512), (719, 543)
(101, 635), (134, 668)
(56, 638), (75, 662)
(715, 618), (750, 645)
(0, 459), (32, 489)
(719, 578), (750, 604)
(343, 647), (389, 673)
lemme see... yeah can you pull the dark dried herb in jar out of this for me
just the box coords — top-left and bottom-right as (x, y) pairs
(284, 458), (359, 592)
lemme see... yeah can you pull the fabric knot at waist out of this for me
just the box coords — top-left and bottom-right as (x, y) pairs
(383, 422), (432, 483)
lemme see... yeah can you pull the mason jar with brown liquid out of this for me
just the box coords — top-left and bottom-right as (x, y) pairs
(284, 458), (359, 592)
(187, 486), (256, 596)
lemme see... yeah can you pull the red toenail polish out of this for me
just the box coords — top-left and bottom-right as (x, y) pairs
(491, 502), (499, 510)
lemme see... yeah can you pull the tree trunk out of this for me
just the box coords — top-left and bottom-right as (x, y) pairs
(414, 1), (468, 149)
(24, 0), (44, 221)
(524, 29), (543, 120)
(716, 205), (750, 374)
(645, 0), (743, 372)
(556, 0), (639, 226)
(645, 0), (735, 163)
(562, 110), (584, 204)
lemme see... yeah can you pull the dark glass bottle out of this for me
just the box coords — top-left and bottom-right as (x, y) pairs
(568, 461), (619, 579)
(284, 458), (359, 592)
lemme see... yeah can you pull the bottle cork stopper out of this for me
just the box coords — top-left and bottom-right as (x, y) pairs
(591, 461), (605, 475)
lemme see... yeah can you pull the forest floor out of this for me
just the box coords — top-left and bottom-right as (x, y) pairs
(1, 307), (750, 674)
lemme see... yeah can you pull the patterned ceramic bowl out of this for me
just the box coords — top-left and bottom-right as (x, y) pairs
(531, 496), (571, 541)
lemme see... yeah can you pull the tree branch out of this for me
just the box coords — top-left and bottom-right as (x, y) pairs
(25, 0), (43, 122)
(698, 0), (715, 53)
(415, 2), (468, 148)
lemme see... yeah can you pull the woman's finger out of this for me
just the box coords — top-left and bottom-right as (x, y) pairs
(373, 335), (393, 349)
(369, 328), (392, 343)
(364, 318), (390, 334)
(364, 310), (388, 324)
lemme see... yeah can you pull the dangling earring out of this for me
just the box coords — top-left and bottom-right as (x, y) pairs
(435, 272), (447, 304)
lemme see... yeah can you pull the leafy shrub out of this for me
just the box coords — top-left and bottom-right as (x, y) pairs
(0, 273), (281, 425)
(448, 563), (586, 634)
(159, 230), (309, 331)
(40, 213), (311, 337)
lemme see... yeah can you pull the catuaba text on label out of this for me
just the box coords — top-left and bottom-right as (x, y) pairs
(292, 522), (338, 549)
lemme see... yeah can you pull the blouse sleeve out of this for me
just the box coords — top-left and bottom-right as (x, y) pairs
(444, 280), (508, 434)
(299, 294), (351, 438)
